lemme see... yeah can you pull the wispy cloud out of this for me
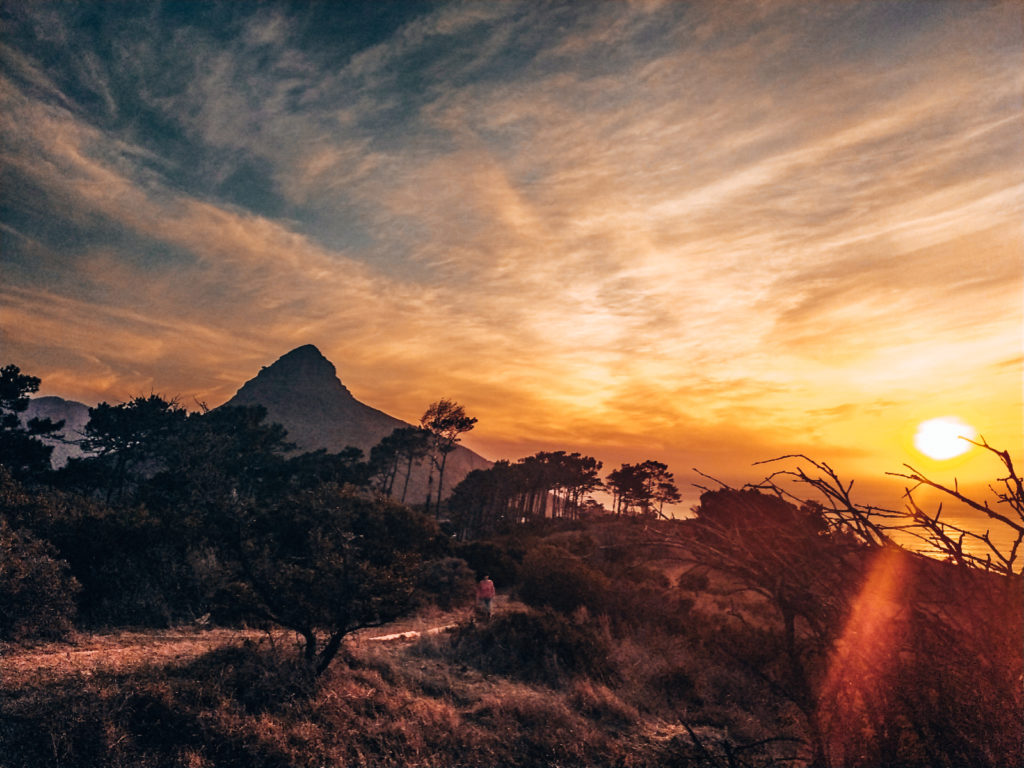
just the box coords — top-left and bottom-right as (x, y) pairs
(1, 1), (1020, 495)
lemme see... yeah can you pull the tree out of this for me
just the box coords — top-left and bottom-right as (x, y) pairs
(420, 399), (477, 517)
(0, 364), (64, 481)
(369, 426), (431, 502)
(888, 437), (1024, 576)
(684, 488), (854, 765)
(449, 461), (524, 538)
(67, 394), (188, 503)
(607, 460), (680, 517)
(206, 484), (445, 674)
(139, 403), (295, 519)
(528, 451), (604, 519)
(285, 446), (371, 491)
(661, 452), (1024, 767)
(448, 450), (606, 538)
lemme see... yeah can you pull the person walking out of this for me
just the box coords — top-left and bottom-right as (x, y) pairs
(476, 574), (496, 619)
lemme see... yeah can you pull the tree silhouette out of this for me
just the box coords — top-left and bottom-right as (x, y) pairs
(448, 450), (605, 537)
(607, 460), (680, 517)
(529, 451), (604, 519)
(888, 437), (1024, 576)
(207, 485), (443, 674)
(667, 454), (1024, 767)
(420, 399), (476, 517)
(370, 426), (431, 502)
(66, 395), (188, 503)
(0, 364), (64, 481)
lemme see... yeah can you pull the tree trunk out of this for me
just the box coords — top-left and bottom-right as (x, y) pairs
(435, 451), (449, 518)
(400, 454), (414, 503)
(316, 628), (348, 675)
(301, 629), (317, 663)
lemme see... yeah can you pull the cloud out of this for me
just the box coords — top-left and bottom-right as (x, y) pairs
(1, 1), (1021, 500)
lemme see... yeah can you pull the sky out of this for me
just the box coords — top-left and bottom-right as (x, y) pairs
(1, 1), (1022, 512)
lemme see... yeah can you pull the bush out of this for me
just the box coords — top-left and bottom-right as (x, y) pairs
(652, 666), (699, 706)
(454, 539), (522, 586)
(416, 556), (477, 610)
(450, 608), (613, 685)
(516, 544), (609, 615)
(1, 472), (206, 628)
(0, 520), (79, 640)
(600, 576), (693, 636)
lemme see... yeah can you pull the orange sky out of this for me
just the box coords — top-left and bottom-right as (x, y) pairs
(2, 1), (1021, 512)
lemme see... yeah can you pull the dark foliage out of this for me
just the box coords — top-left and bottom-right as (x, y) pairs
(0, 364), (63, 482)
(451, 608), (614, 685)
(420, 399), (476, 517)
(204, 486), (449, 673)
(1, 469), (205, 627)
(455, 538), (524, 585)
(449, 451), (605, 538)
(0, 518), (79, 640)
(516, 543), (610, 614)
(606, 460), (681, 517)
(658, 485), (1024, 768)
(415, 556), (477, 610)
(369, 426), (431, 503)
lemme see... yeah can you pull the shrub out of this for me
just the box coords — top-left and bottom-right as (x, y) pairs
(602, 577), (694, 635)
(181, 643), (319, 714)
(455, 539), (522, 586)
(1, 472), (206, 628)
(450, 608), (613, 685)
(0, 519), (79, 640)
(416, 556), (477, 610)
(516, 544), (610, 614)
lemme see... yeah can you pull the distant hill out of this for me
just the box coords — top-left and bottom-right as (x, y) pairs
(24, 396), (90, 467)
(222, 345), (491, 503)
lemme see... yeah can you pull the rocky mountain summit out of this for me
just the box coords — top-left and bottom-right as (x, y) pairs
(223, 345), (491, 501)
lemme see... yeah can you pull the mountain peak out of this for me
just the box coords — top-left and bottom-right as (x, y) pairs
(260, 345), (339, 381)
(234, 345), (354, 402)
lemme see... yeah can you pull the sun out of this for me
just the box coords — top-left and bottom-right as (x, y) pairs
(913, 417), (977, 460)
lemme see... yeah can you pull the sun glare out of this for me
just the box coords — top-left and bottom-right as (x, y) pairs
(913, 417), (977, 460)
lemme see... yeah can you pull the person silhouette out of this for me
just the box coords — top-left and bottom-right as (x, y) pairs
(476, 574), (496, 619)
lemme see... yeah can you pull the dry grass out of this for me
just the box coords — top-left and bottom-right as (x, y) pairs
(1, 599), (718, 767)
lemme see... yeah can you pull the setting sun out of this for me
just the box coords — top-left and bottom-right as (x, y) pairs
(913, 417), (977, 460)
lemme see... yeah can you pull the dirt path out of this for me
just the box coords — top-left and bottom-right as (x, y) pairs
(0, 628), (279, 688)
(0, 600), (507, 689)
